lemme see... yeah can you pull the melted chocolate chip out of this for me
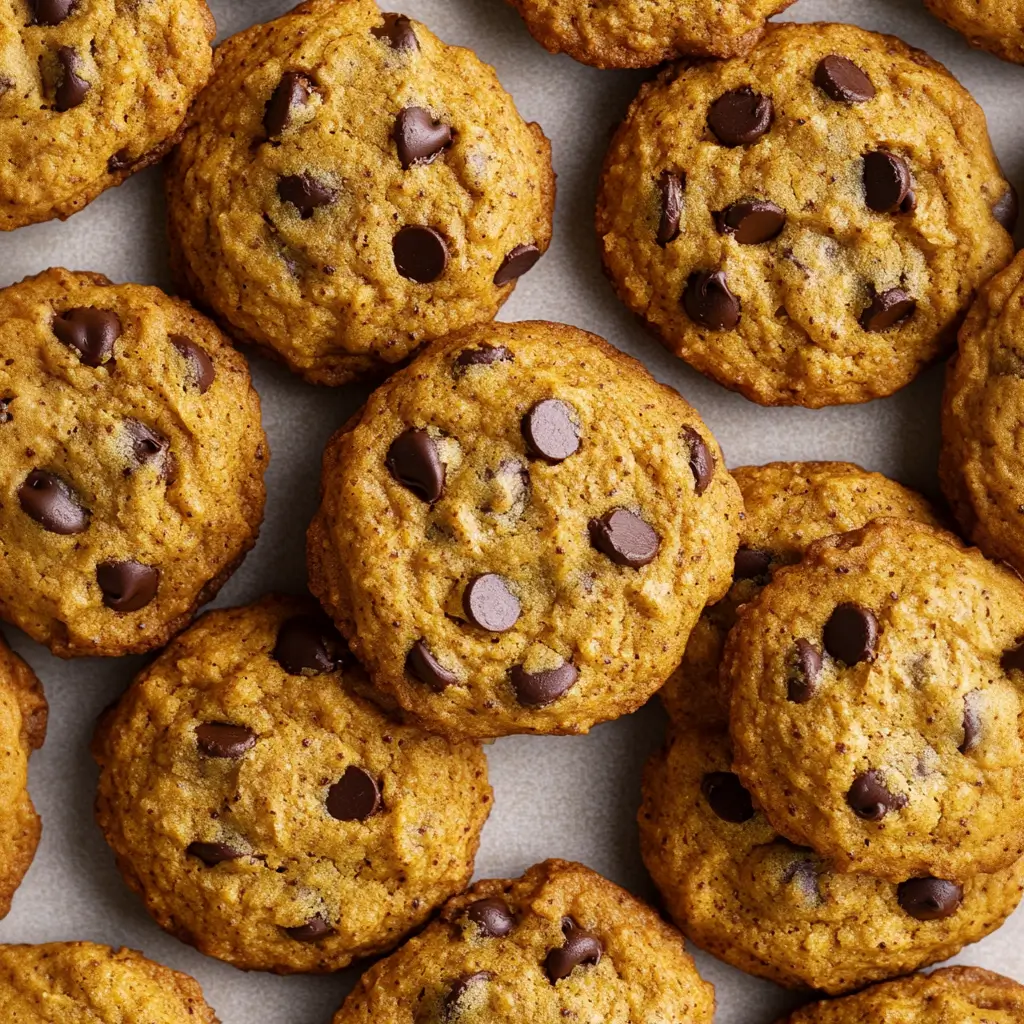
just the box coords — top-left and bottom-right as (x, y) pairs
(657, 171), (685, 245)
(196, 722), (256, 759)
(716, 199), (786, 244)
(545, 918), (603, 983)
(170, 335), (215, 393)
(683, 270), (740, 330)
(393, 225), (448, 282)
(285, 915), (332, 941)
(522, 399), (580, 463)
(123, 419), (172, 477)
(847, 769), (906, 820)
(814, 55), (876, 103)
(264, 72), (315, 138)
(993, 185), (1019, 233)
(0, 397), (11, 424)
(278, 173), (336, 218)
(456, 343), (513, 369)
(53, 307), (121, 366)
(386, 427), (445, 502)
(394, 106), (452, 169)
(463, 574), (520, 632)
(960, 689), (983, 754)
(406, 640), (458, 691)
(860, 288), (916, 332)
(897, 877), (963, 920)
(54, 46), (89, 111)
(273, 614), (343, 675)
(682, 426), (715, 495)
(824, 602), (879, 664)
(467, 897), (514, 937)
(30, 0), (77, 25)
(1001, 642), (1024, 673)
(511, 660), (578, 707)
(863, 152), (913, 213)
(96, 560), (159, 612)
(187, 841), (244, 866)
(494, 243), (542, 286)
(371, 13), (418, 51)
(701, 771), (755, 823)
(708, 87), (773, 146)
(19, 470), (89, 534)
(733, 547), (771, 581)
(589, 509), (659, 568)
(781, 856), (822, 904)
(444, 972), (492, 1015)
(788, 639), (822, 703)
(326, 766), (381, 821)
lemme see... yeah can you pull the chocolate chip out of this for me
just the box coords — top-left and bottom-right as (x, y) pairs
(371, 13), (418, 51)
(847, 769), (906, 820)
(1002, 642), (1024, 673)
(545, 918), (603, 983)
(169, 335), (215, 393)
(53, 307), (121, 366)
(511, 660), (578, 707)
(993, 185), (1019, 233)
(863, 152), (913, 213)
(682, 426), (714, 495)
(406, 640), (458, 691)
(278, 173), (336, 218)
(123, 419), (172, 476)
(195, 722), (256, 758)
(393, 225), (448, 282)
(824, 602), (879, 664)
(18, 470), (89, 534)
(463, 574), (520, 632)
(107, 148), (134, 173)
(494, 243), (542, 286)
(29, 0), (76, 25)
(683, 270), (740, 330)
(788, 639), (822, 703)
(782, 856), (822, 903)
(264, 71), (315, 138)
(456, 343), (513, 369)
(273, 614), (343, 675)
(860, 288), (916, 332)
(326, 766), (381, 821)
(897, 877), (963, 920)
(467, 897), (514, 937)
(394, 106), (452, 169)
(522, 399), (580, 463)
(187, 841), (244, 866)
(96, 560), (159, 612)
(734, 547), (771, 580)
(285, 915), (332, 941)
(708, 87), (773, 146)
(589, 509), (659, 568)
(657, 171), (685, 246)
(814, 55), (876, 103)
(701, 771), (755, 823)
(386, 427), (445, 502)
(444, 972), (492, 1015)
(960, 690), (983, 754)
(0, 397), (13, 424)
(716, 199), (786, 244)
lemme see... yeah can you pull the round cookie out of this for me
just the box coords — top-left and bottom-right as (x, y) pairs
(0, 268), (267, 657)
(596, 22), (1016, 407)
(641, 679), (1024, 993)
(507, 0), (794, 68)
(331, 859), (715, 1024)
(942, 250), (1024, 578)
(166, 0), (555, 386)
(925, 0), (1024, 65)
(307, 320), (742, 739)
(726, 519), (1024, 883)
(92, 595), (491, 974)
(660, 461), (941, 722)
(0, 0), (215, 231)
(0, 634), (46, 920)
(0, 942), (218, 1022)
(778, 967), (1024, 1024)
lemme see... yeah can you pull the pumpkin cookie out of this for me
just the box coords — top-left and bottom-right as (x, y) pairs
(925, 0), (1024, 65)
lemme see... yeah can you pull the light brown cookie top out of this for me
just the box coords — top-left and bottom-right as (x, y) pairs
(0, 634), (46, 921)
(332, 859), (715, 1024)
(925, 0), (1024, 65)
(0, 0), (214, 230)
(92, 596), (491, 974)
(661, 461), (941, 725)
(778, 967), (1024, 1024)
(0, 268), (267, 657)
(596, 22), (1015, 407)
(727, 519), (1024, 884)
(0, 942), (219, 1023)
(166, 0), (555, 386)
(641, 682), (1024, 994)
(942, 249), (1024, 578)
(308, 320), (742, 739)
(507, 0), (794, 68)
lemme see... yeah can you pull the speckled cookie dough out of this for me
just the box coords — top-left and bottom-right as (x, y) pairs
(641, 677), (1024, 994)
(596, 22), (1015, 407)
(0, 0), (215, 230)
(308, 320), (742, 739)
(507, 0), (794, 68)
(0, 268), (267, 658)
(942, 250), (1024, 579)
(92, 596), (491, 974)
(925, 0), (1024, 65)
(166, 0), (555, 386)
(778, 967), (1024, 1024)
(0, 942), (219, 1022)
(727, 519), (1024, 884)
(0, 634), (46, 921)
(331, 859), (715, 1024)
(660, 461), (941, 722)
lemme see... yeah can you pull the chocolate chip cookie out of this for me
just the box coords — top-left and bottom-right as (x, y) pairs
(507, 0), (794, 68)
(0, 268), (267, 657)
(0, 942), (218, 1022)
(642, 676), (1024, 993)
(778, 967), (1024, 1024)
(942, 250), (1024, 578)
(596, 22), (1016, 407)
(331, 859), (715, 1024)
(308, 320), (742, 739)
(0, 0), (214, 230)
(925, 0), (1024, 64)
(727, 519), (1024, 883)
(0, 634), (46, 920)
(166, 0), (555, 386)
(92, 596), (491, 973)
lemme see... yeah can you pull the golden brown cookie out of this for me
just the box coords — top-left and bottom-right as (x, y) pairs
(331, 860), (715, 1024)
(166, 0), (555, 386)
(308, 320), (742, 739)
(0, 942), (219, 1022)
(942, 249), (1024, 578)
(0, 634), (46, 920)
(0, 268), (267, 657)
(596, 22), (1016, 407)
(92, 596), (491, 974)
(925, 0), (1024, 65)
(0, 0), (215, 230)
(727, 519), (1024, 884)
